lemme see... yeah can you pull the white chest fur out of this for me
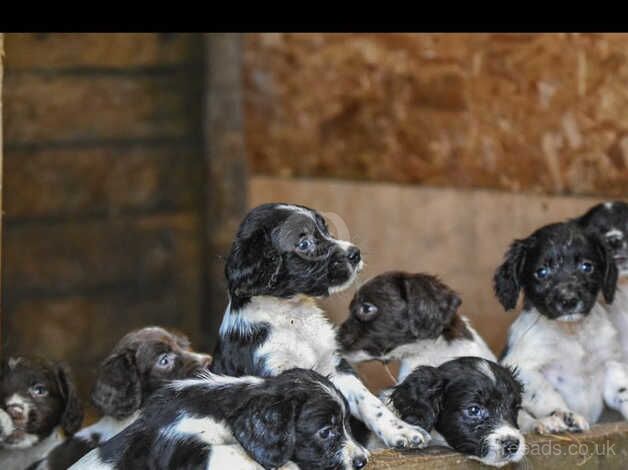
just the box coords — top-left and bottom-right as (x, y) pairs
(0, 428), (64, 469)
(605, 282), (628, 360)
(236, 296), (339, 376)
(503, 305), (621, 422)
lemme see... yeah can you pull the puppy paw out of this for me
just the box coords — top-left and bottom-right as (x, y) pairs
(377, 418), (431, 449)
(534, 410), (589, 434)
(0, 409), (14, 439)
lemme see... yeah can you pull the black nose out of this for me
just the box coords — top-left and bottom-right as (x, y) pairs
(347, 246), (361, 266)
(501, 438), (520, 456)
(352, 456), (367, 469)
(558, 296), (579, 311)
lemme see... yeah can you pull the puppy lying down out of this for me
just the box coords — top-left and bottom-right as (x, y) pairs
(0, 356), (83, 470)
(371, 357), (525, 468)
(339, 271), (495, 381)
(71, 368), (368, 470)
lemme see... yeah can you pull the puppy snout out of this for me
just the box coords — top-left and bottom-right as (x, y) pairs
(6, 404), (25, 421)
(346, 246), (361, 267)
(558, 295), (579, 311)
(352, 455), (367, 469)
(500, 437), (521, 457)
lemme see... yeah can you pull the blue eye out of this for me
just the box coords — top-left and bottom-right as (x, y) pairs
(296, 238), (314, 252)
(579, 261), (594, 274)
(465, 405), (486, 420)
(535, 267), (550, 280)
(318, 427), (334, 439)
(30, 384), (48, 397)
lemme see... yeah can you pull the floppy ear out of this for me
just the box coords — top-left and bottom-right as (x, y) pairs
(231, 396), (297, 468)
(494, 239), (528, 311)
(593, 235), (618, 304)
(55, 363), (84, 435)
(225, 228), (283, 299)
(90, 351), (141, 419)
(404, 277), (461, 338)
(388, 366), (444, 432)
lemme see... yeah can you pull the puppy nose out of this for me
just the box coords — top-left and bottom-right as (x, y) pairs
(559, 296), (579, 310)
(501, 437), (520, 456)
(7, 404), (25, 420)
(352, 456), (367, 469)
(346, 246), (361, 266)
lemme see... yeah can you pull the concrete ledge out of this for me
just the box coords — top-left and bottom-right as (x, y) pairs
(369, 423), (628, 469)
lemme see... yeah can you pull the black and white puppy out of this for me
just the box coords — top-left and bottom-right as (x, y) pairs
(0, 356), (83, 470)
(37, 326), (212, 470)
(211, 203), (430, 450)
(577, 201), (628, 358)
(71, 368), (368, 470)
(375, 357), (525, 468)
(338, 271), (495, 381)
(495, 221), (628, 433)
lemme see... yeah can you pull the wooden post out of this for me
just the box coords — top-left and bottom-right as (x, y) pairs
(0, 33), (4, 359)
(201, 33), (248, 351)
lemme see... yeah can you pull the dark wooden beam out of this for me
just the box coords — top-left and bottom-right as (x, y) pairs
(1, 33), (4, 359)
(201, 33), (248, 351)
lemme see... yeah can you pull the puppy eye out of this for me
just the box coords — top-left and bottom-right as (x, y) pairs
(534, 267), (550, 280)
(30, 384), (48, 397)
(156, 353), (174, 369)
(295, 238), (315, 252)
(318, 426), (335, 439)
(464, 405), (487, 420)
(356, 302), (378, 321)
(578, 261), (594, 274)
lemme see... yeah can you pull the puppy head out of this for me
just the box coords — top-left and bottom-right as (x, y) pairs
(577, 201), (628, 277)
(389, 357), (524, 467)
(91, 326), (211, 419)
(0, 357), (83, 449)
(225, 203), (362, 307)
(338, 271), (462, 362)
(232, 369), (367, 470)
(494, 222), (618, 321)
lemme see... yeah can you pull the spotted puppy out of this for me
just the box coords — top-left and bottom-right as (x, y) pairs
(71, 368), (368, 470)
(338, 271), (495, 381)
(0, 356), (83, 470)
(37, 326), (211, 470)
(577, 201), (628, 358)
(496, 221), (628, 433)
(211, 203), (430, 450)
(368, 357), (524, 467)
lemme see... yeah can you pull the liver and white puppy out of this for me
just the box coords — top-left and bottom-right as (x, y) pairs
(373, 357), (525, 468)
(37, 326), (211, 470)
(577, 201), (628, 357)
(496, 221), (628, 433)
(211, 203), (430, 451)
(71, 368), (368, 470)
(0, 356), (82, 470)
(338, 271), (495, 381)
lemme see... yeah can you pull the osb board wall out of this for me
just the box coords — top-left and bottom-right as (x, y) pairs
(250, 176), (605, 391)
(245, 33), (628, 198)
(2, 34), (206, 399)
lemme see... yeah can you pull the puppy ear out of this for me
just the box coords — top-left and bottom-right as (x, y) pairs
(225, 228), (282, 299)
(389, 366), (443, 431)
(90, 351), (141, 419)
(494, 239), (528, 310)
(231, 396), (297, 468)
(404, 276), (461, 338)
(55, 363), (84, 436)
(593, 235), (619, 304)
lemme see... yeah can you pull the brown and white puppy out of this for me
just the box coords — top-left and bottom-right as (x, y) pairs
(36, 326), (211, 470)
(0, 356), (83, 470)
(338, 271), (495, 382)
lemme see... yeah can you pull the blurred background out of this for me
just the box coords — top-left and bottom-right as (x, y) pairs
(1, 33), (627, 404)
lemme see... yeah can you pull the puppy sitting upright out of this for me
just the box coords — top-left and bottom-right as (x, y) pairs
(495, 221), (628, 433)
(380, 357), (525, 468)
(211, 203), (430, 451)
(338, 271), (495, 381)
(577, 201), (628, 357)
(37, 326), (212, 470)
(0, 356), (83, 470)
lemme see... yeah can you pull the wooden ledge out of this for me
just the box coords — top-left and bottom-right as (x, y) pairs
(369, 422), (628, 469)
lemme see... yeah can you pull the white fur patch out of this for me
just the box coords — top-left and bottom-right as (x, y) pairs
(75, 412), (140, 444)
(162, 415), (236, 446)
(7, 357), (22, 370)
(68, 448), (114, 470)
(472, 423), (524, 467)
(206, 444), (266, 470)
(476, 359), (496, 383)
(169, 371), (264, 392)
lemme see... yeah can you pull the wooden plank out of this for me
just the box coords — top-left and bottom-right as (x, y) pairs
(4, 33), (202, 70)
(3, 71), (200, 145)
(4, 144), (202, 219)
(202, 33), (248, 351)
(3, 213), (202, 302)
